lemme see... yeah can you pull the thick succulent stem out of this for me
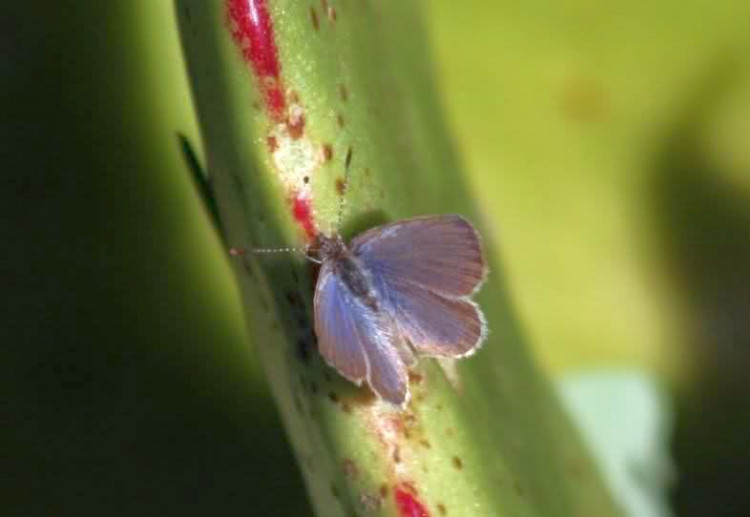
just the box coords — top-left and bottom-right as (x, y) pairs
(175, 1), (621, 515)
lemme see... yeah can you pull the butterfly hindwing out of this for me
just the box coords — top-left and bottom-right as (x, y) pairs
(381, 284), (485, 357)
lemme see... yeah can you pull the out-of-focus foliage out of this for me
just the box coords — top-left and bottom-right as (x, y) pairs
(430, 0), (750, 378)
(558, 371), (674, 517)
(3, 1), (307, 515)
(426, 1), (750, 514)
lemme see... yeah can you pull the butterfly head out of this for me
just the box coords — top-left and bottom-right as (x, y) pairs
(312, 232), (347, 264)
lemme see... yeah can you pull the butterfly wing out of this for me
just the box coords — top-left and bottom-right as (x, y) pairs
(351, 215), (486, 297)
(314, 262), (409, 406)
(351, 215), (488, 357)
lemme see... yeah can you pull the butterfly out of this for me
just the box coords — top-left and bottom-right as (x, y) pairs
(312, 214), (488, 407)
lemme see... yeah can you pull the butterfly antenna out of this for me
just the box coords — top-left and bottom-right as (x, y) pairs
(230, 244), (324, 266)
(335, 146), (353, 232)
(229, 246), (306, 256)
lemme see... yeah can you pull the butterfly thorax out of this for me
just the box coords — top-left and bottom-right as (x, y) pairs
(317, 233), (379, 311)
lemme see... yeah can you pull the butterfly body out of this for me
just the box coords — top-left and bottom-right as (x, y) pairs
(312, 215), (488, 407)
(316, 233), (379, 311)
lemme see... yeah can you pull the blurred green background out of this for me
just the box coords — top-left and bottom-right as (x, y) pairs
(3, 0), (750, 515)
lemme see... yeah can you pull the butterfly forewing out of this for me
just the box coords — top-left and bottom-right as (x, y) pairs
(314, 262), (409, 405)
(314, 264), (368, 384)
(351, 215), (486, 297)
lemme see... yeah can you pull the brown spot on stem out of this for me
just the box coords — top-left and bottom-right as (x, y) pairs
(392, 446), (402, 464)
(323, 143), (334, 161)
(342, 458), (359, 480)
(452, 456), (463, 470)
(327, 6), (337, 23)
(339, 83), (349, 102)
(335, 177), (346, 195)
(310, 6), (319, 30)
(287, 107), (305, 139)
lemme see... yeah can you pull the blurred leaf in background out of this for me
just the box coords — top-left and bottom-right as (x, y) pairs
(427, 1), (750, 515)
(2, 1), (307, 514)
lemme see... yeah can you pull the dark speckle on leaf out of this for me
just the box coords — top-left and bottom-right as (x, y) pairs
(296, 339), (310, 361)
(392, 446), (401, 464)
(342, 458), (359, 480)
(327, 6), (337, 23)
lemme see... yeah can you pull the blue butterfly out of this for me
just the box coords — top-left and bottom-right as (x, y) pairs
(313, 214), (488, 407)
